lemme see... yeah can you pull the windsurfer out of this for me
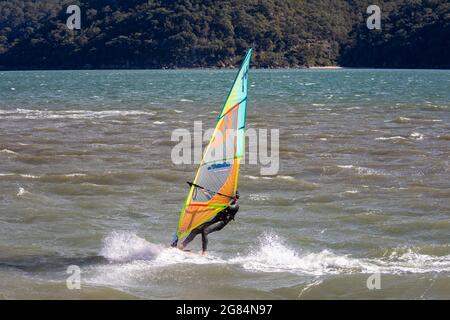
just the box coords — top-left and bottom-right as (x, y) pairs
(171, 191), (240, 254)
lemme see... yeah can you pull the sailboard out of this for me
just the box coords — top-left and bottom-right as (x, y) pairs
(175, 48), (252, 240)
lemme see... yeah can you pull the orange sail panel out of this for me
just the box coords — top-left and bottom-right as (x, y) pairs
(176, 49), (252, 239)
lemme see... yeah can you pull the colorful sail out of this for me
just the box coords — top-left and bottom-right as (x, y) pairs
(176, 49), (252, 239)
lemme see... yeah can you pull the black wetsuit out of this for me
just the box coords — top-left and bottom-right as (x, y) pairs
(181, 201), (239, 252)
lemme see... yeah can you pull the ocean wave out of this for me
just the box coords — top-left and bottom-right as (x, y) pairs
(16, 187), (30, 196)
(231, 234), (450, 275)
(100, 231), (164, 263)
(337, 165), (387, 176)
(393, 116), (411, 123)
(98, 231), (224, 271)
(369, 248), (450, 274)
(392, 116), (443, 124)
(410, 132), (424, 140)
(0, 173), (14, 177)
(0, 149), (18, 155)
(375, 132), (424, 141)
(375, 136), (407, 141)
(49, 183), (118, 196)
(20, 174), (39, 179)
(229, 233), (363, 275)
(0, 173), (89, 181)
(243, 175), (319, 191)
(248, 194), (270, 201)
(243, 175), (295, 181)
(0, 108), (155, 120)
(64, 173), (87, 177)
(91, 232), (450, 288)
(42, 171), (140, 184)
(0, 173), (41, 179)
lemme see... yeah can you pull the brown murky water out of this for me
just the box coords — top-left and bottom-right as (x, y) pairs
(1, 69), (449, 299)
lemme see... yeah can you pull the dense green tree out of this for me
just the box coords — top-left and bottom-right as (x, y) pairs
(341, 0), (450, 68)
(0, 0), (448, 69)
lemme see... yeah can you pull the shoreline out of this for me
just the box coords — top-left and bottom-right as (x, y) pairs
(307, 66), (343, 69)
(2, 66), (450, 72)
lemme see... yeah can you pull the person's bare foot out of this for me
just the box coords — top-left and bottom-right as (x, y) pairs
(201, 251), (207, 256)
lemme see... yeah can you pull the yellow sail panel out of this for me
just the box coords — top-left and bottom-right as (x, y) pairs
(177, 107), (240, 238)
(176, 49), (251, 239)
(177, 159), (240, 238)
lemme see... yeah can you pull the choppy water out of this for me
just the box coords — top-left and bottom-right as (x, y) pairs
(0, 69), (449, 299)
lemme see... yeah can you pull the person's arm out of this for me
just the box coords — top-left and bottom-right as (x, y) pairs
(225, 203), (239, 221)
(229, 202), (239, 214)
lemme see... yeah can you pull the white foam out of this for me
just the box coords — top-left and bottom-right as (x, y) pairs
(375, 136), (407, 141)
(0, 109), (155, 120)
(64, 173), (86, 177)
(230, 233), (450, 275)
(230, 233), (363, 275)
(92, 232), (450, 286)
(367, 249), (450, 274)
(298, 278), (324, 298)
(243, 175), (295, 181)
(17, 187), (28, 196)
(277, 175), (295, 180)
(0, 149), (18, 155)
(0, 173), (14, 177)
(337, 165), (385, 176)
(20, 174), (40, 179)
(103, 231), (225, 264)
(249, 194), (269, 201)
(153, 121), (165, 125)
(410, 132), (424, 140)
(1, 173), (36, 179)
(100, 231), (164, 263)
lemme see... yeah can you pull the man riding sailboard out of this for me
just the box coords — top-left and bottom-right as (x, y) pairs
(171, 49), (252, 254)
(171, 190), (240, 254)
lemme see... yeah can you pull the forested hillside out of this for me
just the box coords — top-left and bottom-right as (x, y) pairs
(0, 0), (448, 69)
(342, 0), (450, 68)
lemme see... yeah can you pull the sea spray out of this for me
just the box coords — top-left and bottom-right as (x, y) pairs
(100, 231), (164, 263)
(229, 232), (363, 275)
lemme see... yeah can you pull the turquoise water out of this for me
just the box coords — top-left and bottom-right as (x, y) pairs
(2, 69), (450, 110)
(0, 69), (449, 299)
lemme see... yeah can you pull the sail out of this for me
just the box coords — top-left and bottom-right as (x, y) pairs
(176, 49), (252, 239)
